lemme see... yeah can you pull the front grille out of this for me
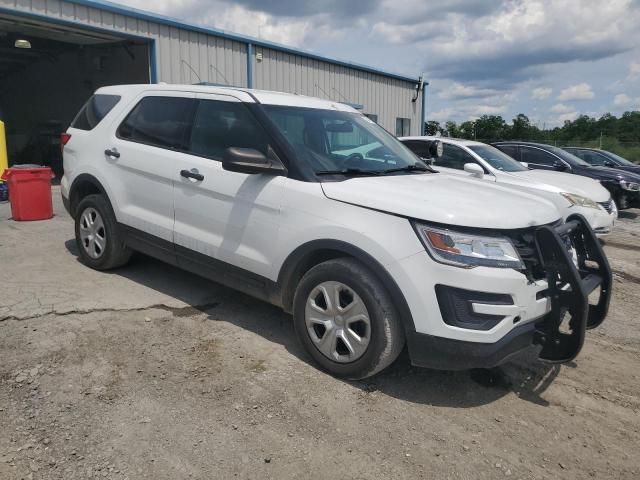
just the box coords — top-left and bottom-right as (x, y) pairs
(504, 220), (569, 281)
(598, 200), (613, 214)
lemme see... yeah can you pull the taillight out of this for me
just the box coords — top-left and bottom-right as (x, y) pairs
(60, 133), (71, 155)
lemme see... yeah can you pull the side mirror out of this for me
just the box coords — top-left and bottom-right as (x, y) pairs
(553, 161), (568, 171)
(420, 156), (434, 166)
(604, 160), (616, 168)
(464, 163), (484, 178)
(222, 147), (286, 175)
(520, 162), (529, 168)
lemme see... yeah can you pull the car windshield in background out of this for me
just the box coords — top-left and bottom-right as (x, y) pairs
(467, 144), (527, 172)
(262, 106), (426, 175)
(602, 150), (636, 166)
(547, 145), (592, 167)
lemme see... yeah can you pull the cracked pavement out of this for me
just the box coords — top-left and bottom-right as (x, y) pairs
(0, 190), (222, 321)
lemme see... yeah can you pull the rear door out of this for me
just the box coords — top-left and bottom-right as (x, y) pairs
(106, 92), (196, 258)
(172, 92), (284, 280)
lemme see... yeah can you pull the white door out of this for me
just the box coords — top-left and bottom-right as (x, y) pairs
(172, 93), (284, 279)
(106, 91), (196, 242)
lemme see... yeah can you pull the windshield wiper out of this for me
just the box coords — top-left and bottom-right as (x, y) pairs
(380, 163), (435, 175)
(315, 168), (384, 176)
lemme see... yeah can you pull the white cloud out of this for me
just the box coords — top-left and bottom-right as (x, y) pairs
(437, 83), (501, 100)
(628, 61), (640, 80)
(557, 83), (595, 101)
(614, 93), (632, 106)
(550, 103), (573, 113)
(532, 87), (552, 100)
(557, 111), (580, 122)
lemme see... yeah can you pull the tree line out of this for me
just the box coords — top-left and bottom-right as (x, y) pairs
(425, 111), (640, 162)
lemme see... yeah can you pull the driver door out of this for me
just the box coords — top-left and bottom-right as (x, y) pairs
(172, 93), (285, 281)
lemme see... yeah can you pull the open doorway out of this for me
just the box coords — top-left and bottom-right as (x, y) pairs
(0, 14), (151, 177)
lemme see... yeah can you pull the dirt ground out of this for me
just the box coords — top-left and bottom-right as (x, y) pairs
(1, 188), (639, 480)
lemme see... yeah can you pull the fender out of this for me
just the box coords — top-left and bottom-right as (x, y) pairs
(277, 239), (416, 333)
(68, 173), (111, 218)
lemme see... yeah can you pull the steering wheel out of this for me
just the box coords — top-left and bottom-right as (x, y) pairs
(342, 153), (364, 168)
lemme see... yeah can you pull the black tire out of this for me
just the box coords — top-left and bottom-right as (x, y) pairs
(74, 194), (131, 270)
(293, 258), (405, 379)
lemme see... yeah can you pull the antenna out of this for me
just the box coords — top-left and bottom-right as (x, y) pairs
(209, 64), (230, 86)
(331, 86), (348, 102)
(180, 60), (201, 83)
(315, 83), (331, 99)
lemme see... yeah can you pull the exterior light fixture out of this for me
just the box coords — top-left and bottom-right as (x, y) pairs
(14, 39), (32, 49)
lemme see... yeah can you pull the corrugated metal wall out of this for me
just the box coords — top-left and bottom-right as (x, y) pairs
(253, 47), (420, 135)
(1, 0), (421, 134)
(4, 0), (248, 86)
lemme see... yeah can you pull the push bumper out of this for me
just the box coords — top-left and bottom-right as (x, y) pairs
(407, 215), (612, 370)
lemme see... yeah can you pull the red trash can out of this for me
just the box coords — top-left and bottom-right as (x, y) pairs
(1, 165), (54, 221)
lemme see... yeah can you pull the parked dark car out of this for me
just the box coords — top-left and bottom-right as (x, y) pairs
(562, 147), (640, 174)
(492, 141), (640, 210)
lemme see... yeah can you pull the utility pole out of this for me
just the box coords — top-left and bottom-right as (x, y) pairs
(599, 131), (603, 150)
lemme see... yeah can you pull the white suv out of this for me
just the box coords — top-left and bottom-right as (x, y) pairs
(400, 136), (617, 235)
(61, 84), (612, 379)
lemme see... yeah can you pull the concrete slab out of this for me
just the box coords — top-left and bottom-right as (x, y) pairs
(0, 187), (223, 320)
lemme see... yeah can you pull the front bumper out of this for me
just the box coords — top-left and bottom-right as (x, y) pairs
(403, 215), (612, 370)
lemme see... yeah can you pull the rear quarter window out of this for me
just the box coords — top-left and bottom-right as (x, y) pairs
(116, 96), (195, 150)
(71, 94), (121, 131)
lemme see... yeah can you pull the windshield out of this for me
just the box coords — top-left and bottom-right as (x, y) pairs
(262, 106), (425, 175)
(602, 150), (636, 166)
(467, 144), (528, 172)
(547, 145), (592, 167)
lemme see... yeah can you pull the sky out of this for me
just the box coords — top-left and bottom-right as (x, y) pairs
(125, 0), (640, 127)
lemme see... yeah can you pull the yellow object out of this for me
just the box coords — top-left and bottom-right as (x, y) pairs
(0, 120), (7, 180)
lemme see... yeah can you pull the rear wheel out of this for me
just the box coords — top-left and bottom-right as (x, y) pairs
(75, 194), (131, 270)
(293, 258), (405, 379)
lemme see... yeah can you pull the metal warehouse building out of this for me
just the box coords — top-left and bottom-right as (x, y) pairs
(0, 0), (426, 171)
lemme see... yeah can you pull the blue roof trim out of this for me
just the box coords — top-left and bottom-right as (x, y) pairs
(63, 0), (421, 84)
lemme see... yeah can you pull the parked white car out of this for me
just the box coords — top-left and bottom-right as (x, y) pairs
(61, 84), (611, 379)
(400, 136), (617, 236)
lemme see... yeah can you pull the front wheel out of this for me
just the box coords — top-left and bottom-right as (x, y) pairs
(293, 258), (405, 379)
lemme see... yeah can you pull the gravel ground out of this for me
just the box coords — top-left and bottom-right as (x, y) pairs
(0, 189), (639, 480)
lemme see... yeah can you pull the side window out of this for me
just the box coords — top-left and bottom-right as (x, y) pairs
(568, 149), (585, 160)
(521, 147), (557, 166)
(496, 145), (520, 161)
(188, 99), (270, 160)
(117, 96), (194, 150)
(402, 140), (431, 159)
(435, 143), (476, 170)
(581, 151), (607, 166)
(71, 94), (121, 131)
(395, 118), (411, 136)
(364, 113), (378, 123)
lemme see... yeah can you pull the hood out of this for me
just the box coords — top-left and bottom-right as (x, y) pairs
(574, 164), (640, 182)
(506, 169), (610, 201)
(320, 173), (561, 230)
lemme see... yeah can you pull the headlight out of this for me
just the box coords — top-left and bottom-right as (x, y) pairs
(560, 192), (600, 209)
(619, 180), (640, 191)
(413, 223), (524, 269)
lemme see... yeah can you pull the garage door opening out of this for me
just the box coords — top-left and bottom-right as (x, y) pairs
(0, 15), (151, 177)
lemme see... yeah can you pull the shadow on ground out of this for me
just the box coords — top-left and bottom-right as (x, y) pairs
(65, 239), (560, 409)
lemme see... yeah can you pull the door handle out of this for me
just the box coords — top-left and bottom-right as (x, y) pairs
(180, 169), (204, 181)
(104, 148), (120, 159)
